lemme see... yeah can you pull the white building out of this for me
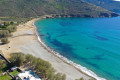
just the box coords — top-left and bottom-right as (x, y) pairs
(18, 70), (41, 80)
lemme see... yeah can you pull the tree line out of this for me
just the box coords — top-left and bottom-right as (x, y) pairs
(0, 52), (94, 80)
(9, 53), (66, 80)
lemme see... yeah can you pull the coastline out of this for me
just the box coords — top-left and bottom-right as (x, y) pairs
(0, 16), (104, 80)
(33, 16), (106, 80)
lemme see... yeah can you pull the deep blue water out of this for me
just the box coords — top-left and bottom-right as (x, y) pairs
(35, 17), (120, 80)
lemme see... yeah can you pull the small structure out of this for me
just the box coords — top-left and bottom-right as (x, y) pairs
(18, 70), (41, 80)
(0, 23), (4, 26)
(14, 22), (17, 24)
(11, 66), (18, 71)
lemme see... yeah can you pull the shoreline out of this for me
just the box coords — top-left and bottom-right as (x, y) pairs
(33, 16), (106, 80)
(0, 16), (105, 80)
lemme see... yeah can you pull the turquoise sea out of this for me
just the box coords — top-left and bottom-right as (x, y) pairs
(35, 17), (120, 80)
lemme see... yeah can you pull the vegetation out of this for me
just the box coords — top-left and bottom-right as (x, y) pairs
(9, 53), (25, 67)
(0, 56), (18, 80)
(0, 30), (10, 38)
(75, 78), (94, 80)
(0, 21), (17, 44)
(75, 77), (84, 80)
(0, 61), (7, 74)
(9, 53), (66, 80)
(1, 37), (9, 44)
(0, 17), (32, 23)
(0, 60), (11, 80)
(0, 21), (17, 32)
(0, 17), (33, 44)
(0, 75), (12, 80)
(0, 0), (118, 18)
(10, 54), (25, 67)
(10, 70), (19, 76)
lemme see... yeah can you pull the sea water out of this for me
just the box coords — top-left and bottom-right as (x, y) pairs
(35, 17), (120, 80)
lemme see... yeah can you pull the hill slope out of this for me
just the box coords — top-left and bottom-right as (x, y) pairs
(0, 0), (118, 17)
(84, 0), (120, 13)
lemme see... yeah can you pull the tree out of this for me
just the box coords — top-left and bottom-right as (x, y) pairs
(55, 73), (63, 80)
(25, 54), (34, 62)
(10, 21), (14, 25)
(0, 30), (9, 38)
(7, 26), (17, 33)
(9, 53), (25, 67)
(9, 53), (66, 80)
(62, 74), (66, 80)
(0, 61), (7, 73)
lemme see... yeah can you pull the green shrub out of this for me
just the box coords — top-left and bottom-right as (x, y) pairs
(9, 53), (25, 67)
(0, 30), (9, 38)
(1, 37), (10, 44)
(0, 61), (7, 73)
(7, 26), (17, 33)
(10, 21), (14, 25)
(0, 22), (17, 39)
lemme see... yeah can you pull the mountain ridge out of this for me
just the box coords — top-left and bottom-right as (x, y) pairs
(0, 0), (119, 18)
(84, 0), (120, 13)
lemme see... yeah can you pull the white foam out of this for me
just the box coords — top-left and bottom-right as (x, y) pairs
(113, 0), (120, 1)
(33, 22), (106, 80)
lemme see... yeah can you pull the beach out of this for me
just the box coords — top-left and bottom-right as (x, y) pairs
(0, 18), (93, 80)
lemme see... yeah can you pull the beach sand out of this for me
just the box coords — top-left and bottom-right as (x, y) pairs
(0, 18), (92, 80)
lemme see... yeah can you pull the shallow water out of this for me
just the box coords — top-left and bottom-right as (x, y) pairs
(35, 17), (120, 80)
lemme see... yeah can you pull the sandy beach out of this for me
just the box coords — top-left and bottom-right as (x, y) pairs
(0, 18), (92, 80)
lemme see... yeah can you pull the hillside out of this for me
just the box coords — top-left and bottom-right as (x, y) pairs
(84, 0), (120, 13)
(0, 0), (118, 18)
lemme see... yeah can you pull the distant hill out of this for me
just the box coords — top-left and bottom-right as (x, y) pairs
(0, 0), (118, 17)
(84, 0), (120, 13)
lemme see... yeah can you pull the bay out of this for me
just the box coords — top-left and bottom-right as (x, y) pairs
(35, 17), (120, 80)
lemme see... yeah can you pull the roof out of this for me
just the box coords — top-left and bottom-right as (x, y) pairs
(18, 70), (41, 80)
(11, 66), (18, 70)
